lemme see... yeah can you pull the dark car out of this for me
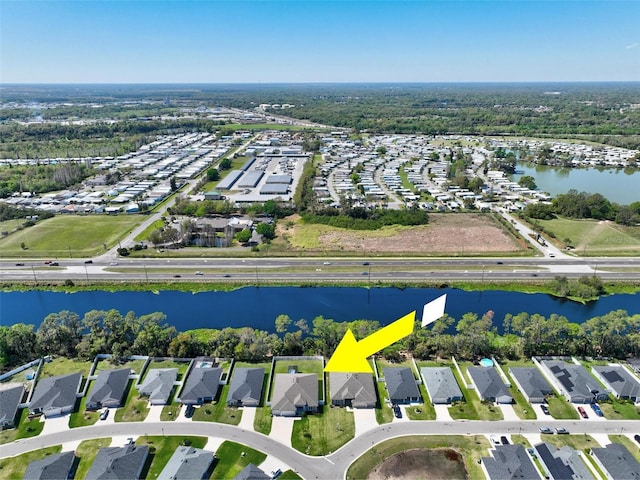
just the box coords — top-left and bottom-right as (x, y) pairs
(500, 436), (509, 445)
(362, 261), (370, 266)
(634, 434), (640, 444)
(173, 274), (181, 278)
(84, 260), (93, 264)
(185, 405), (195, 418)
(49, 261), (59, 266)
(15, 263), (25, 266)
(392, 404), (402, 418)
(590, 403), (603, 417)
(540, 404), (550, 415)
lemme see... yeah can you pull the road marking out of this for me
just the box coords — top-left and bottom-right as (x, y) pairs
(324, 457), (334, 465)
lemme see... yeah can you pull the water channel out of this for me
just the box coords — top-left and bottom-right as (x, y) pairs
(512, 163), (640, 205)
(2, 287), (639, 332)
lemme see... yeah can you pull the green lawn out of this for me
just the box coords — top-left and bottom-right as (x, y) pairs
(138, 435), (207, 480)
(405, 382), (436, 420)
(279, 470), (303, 480)
(190, 385), (242, 425)
(160, 403), (180, 421)
(114, 379), (149, 422)
(0, 408), (45, 445)
(509, 434), (531, 448)
(74, 438), (111, 479)
(537, 217), (640, 256)
(0, 445), (61, 479)
(0, 214), (144, 258)
(39, 357), (92, 378)
(210, 441), (267, 479)
(346, 435), (490, 480)
(291, 405), (355, 455)
(69, 394), (100, 428)
(447, 368), (480, 421)
(253, 406), (273, 435)
(597, 396), (640, 419)
(542, 433), (599, 452)
(95, 358), (146, 375)
(373, 380), (393, 424)
(547, 395), (580, 419)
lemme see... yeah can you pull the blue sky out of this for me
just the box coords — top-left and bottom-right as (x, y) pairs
(1, 0), (638, 83)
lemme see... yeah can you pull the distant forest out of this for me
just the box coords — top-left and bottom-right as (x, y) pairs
(2, 83), (639, 149)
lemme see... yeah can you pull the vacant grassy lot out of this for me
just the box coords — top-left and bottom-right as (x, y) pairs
(291, 405), (355, 455)
(346, 435), (490, 480)
(138, 435), (207, 479)
(210, 441), (267, 479)
(253, 406), (273, 435)
(74, 438), (111, 479)
(69, 394), (100, 428)
(537, 217), (640, 256)
(0, 214), (143, 258)
(0, 445), (61, 479)
(273, 213), (525, 255)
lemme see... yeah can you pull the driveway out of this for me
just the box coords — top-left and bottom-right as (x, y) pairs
(40, 415), (70, 436)
(352, 408), (378, 436)
(499, 404), (520, 421)
(434, 404), (452, 421)
(145, 405), (163, 422)
(269, 416), (296, 447)
(238, 406), (256, 431)
(204, 436), (225, 452)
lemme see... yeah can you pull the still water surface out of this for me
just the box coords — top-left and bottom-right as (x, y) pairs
(2, 287), (639, 332)
(512, 163), (640, 204)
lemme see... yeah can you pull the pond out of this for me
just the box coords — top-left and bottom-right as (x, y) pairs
(512, 163), (640, 205)
(2, 287), (639, 332)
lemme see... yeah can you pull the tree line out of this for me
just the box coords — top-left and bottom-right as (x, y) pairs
(2, 307), (638, 372)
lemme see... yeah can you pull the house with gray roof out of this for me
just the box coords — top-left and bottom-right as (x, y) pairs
(329, 372), (376, 408)
(482, 444), (541, 480)
(509, 367), (555, 403)
(0, 383), (25, 429)
(227, 367), (264, 407)
(179, 367), (222, 405)
(138, 368), (177, 405)
(157, 446), (214, 480)
(86, 444), (149, 480)
(467, 367), (512, 404)
(539, 360), (608, 403)
(29, 372), (82, 417)
(271, 373), (318, 416)
(591, 365), (640, 402)
(384, 367), (420, 404)
(234, 463), (270, 480)
(590, 443), (640, 480)
(23, 451), (76, 480)
(420, 367), (462, 404)
(86, 368), (130, 410)
(535, 442), (594, 480)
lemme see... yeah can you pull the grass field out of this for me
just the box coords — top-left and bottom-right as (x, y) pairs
(210, 440), (267, 479)
(69, 394), (100, 428)
(291, 405), (355, 455)
(346, 435), (490, 480)
(190, 385), (243, 425)
(547, 395), (580, 419)
(0, 214), (143, 258)
(40, 357), (92, 378)
(537, 217), (640, 256)
(597, 395), (640, 419)
(0, 445), (61, 479)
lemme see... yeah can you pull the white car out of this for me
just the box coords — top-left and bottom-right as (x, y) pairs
(323, 261), (331, 265)
(109, 261), (119, 266)
(195, 271), (204, 276)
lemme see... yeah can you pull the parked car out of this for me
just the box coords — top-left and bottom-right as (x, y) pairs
(540, 404), (550, 415)
(577, 406), (588, 419)
(590, 403), (603, 417)
(185, 405), (195, 418)
(490, 435), (500, 446)
(392, 404), (402, 418)
(99, 408), (109, 420)
(555, 427), (569, 434)
(634, 434), (640, 444)
(500, 436), (509, 445)
(539, 427), (553, 434)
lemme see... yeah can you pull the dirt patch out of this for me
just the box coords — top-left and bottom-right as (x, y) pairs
(367, 448), (468, 480)
(280, 213), (522, 254)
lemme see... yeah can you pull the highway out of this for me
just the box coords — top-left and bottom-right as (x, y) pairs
(2, 256), (639, 283)
(1, 418), (637, 479)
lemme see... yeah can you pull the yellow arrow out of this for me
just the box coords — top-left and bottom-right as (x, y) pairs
(324, 311), (416, 373)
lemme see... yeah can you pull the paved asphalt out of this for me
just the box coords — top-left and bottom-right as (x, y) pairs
(2, 419), (636, 479)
